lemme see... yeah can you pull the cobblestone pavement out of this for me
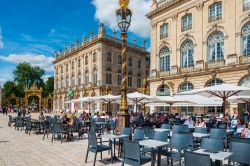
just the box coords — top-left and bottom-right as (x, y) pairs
(0, 113), (173, 166)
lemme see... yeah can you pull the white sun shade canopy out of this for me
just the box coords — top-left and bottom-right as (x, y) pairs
(153, 95), (221, 107)
(93, 94), (120, 103)
(178, 84), (250, 98)
(228, 95), (250, 103)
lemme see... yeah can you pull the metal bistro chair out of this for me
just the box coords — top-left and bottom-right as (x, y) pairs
(107, 119), (117, 134)
(161, 123), (171, 129)
(166, 133), (190, 166)
(172, 125), (189, 134)
(118, 127), (132, 158)
(154, 131), (168, 142)
(144, 128), (155, 139)
(15, 117), (25, 131)
(201, 138), (224, 152)
(122, 140), (151, 166)
(194, 127), (208, 134)
(209, 128), (226, 139)
(230, 137), (250, 144)
(85, 131), (113, 166)
(51, 123), (68, 143)
(133, 129), (145, 141)
(228, 142), (250, 165)
(8, 115), (16, 127)
(184, 151), (212, 166)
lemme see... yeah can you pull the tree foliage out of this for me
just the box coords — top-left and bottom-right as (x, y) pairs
(43, 76), (54, 97)
(3, 81), (18, 97)
(13, 62), (45, 90)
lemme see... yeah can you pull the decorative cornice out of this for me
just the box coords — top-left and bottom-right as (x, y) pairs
(146, 0), (186, 19)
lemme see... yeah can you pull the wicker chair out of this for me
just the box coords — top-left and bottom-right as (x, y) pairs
(184, 151), (212, 166)
(133, 129), (145, 141)
(201, 138), (224, 152)
(161, 124), (171, 129)
(122, 140), (151, 166)
(144, 127), (155, 139)
(85, 131), (112, 166)
(228, 142), (250, 165)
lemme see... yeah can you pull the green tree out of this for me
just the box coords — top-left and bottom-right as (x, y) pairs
(43, 76), (54, 97)
(13, 62), (45, 91)
(2, 81), (18, 97)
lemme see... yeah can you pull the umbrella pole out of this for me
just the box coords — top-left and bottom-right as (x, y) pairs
(223, 97), (227, 113)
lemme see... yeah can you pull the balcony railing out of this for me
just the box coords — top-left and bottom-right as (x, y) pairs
(159, 71), (170, 77)
(208, 15), (222, 23)
(239, 55), (250, 64)
(179, 66), (194, 74)
(205, 60), (225, 70)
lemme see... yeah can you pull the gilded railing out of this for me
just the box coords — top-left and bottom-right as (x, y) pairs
(205, 60), (225, 69)
(239, 55), (250, 64)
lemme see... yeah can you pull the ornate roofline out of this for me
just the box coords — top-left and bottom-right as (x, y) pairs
(146, 0), (187, 19)
(53, 35), (149, 64)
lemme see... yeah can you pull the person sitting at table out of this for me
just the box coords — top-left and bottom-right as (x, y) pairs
(241, 122), (250, 138)
(183, 116), (194, 127)
(25, 111), (31, 118)
(38, 112), (45, 120)
(235, 118), (246, 136)
(61, 112), (69, 125)
(195, 117), (206, 128)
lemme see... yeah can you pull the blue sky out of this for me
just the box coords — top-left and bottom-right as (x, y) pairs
(0, 0), (151, 86)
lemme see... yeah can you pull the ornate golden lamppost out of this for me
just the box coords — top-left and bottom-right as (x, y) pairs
(116, 0), (132, 129)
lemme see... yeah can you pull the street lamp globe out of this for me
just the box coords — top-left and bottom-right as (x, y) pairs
(116, 8), (132, 32)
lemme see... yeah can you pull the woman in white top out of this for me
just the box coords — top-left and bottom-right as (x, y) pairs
(195, 117), (206, 128)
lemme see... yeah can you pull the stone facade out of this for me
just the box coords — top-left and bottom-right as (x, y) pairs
(147, 0), (250, 115)
(53, 24), (149, 113)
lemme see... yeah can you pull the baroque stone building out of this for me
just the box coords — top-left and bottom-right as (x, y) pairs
(53, 24), (149, 113)
(147, 0), (250, 115)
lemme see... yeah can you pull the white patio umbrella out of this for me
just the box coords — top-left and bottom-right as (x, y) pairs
(178, 83), (250, 112)
(79, 96), (99, 114)
(228, 96), (250, 111)
(155, 95), (196, 113)
(127, 92), (158, 113)
(94, 94), (121, 112)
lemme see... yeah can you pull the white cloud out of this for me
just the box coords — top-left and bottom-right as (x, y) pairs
(92, 0), (151, 38)
(0, 54), (55, 72)
(0, 27), (3, 48)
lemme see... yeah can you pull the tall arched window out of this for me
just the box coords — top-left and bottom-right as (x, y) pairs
(118, 69), (122, 85)
(128, 71), (133, 87)
(93, 68), (98, 85)
(156, 84), (170, 96)
(206, 78), (223, 87)
(61, 77), (64, 89)
(71, 61), (74, 69)
(208, 31), (224, 62)
(160, 47), (170, 71)
(66, 76), (69, 88)
(178, 82), (194, 92)
(78, 73), (81, 86)
(106, 67), (112, 84)
(118, 55), (122, 65)
(137, 73), (142, 88)
(209, 2), (222, 22)
(85, 55), (88, 65)
(71, 74), (75, 87)
(107, 52), (112, 62)
(85, 69), (89, 85)
(93, 52), (97, 62)
(239, 75), (250, 87)
(242, 22), (250, 56)
(180, 40), (194, 68)
(78, 59), (81, 67)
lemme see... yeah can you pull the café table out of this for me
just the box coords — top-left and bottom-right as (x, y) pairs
(101, 134), (129, 161)
(31, 119), (45, 134)
(193, 149), (232, 166)
(192, 133), (210, 138)
(139, 139), (169, 166)
(154, 128), (171, 132)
